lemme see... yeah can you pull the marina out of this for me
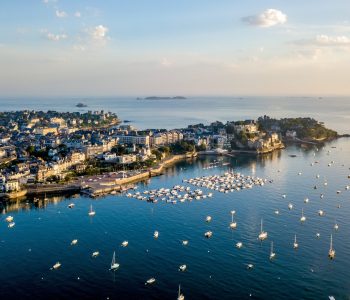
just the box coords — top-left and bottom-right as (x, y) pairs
(1, 138), (350, 299)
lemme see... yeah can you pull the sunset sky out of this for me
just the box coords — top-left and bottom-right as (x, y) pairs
(1, 0), (350, 97)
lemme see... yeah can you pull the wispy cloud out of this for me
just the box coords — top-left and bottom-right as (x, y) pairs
(161, 57), (173, 67)
(74, 11), (81, 18)
(242, 9), (287, 28)
(46, 32), (67, 41)
(55, 10), (67, 18)
(294, 34), (350, 47)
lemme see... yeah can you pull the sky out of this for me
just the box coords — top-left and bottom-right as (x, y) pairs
(1, 0), (350, 97)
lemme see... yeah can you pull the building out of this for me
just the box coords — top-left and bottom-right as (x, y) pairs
(115, 135), (150, 146)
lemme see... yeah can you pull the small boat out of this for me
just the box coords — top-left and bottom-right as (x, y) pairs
(179, 264), (187, 272)
(230, 211), (237, 229)
(206, 216), (212, 222)
(316, 233), (321, 238)
(110, 251), (120, 270)
(274, 210), (279, 215)
(328, 234), (335, 259)
(318, 210), (324, 216)
(288, 203), (293, 210)
(5, 216), (14, 222)
(304, 198), (309, 204)
(204, 231), (213, 238)
(154, 231), (159, 239)
(92, 251), (99, 257)
(236, 242), (243, 249)
(88, 204), (96, 216)
(52, 262), (61, 270)
(282, 194), (286, 198)
(329, 297), (335, 300)
(110, 190), (117, 195)
(293, 234), (299, 249)
(68, 203), (75, 208)
(145, 277), (156, 285)
(182, 240), (189, 246)
(269, 241), (276, 260)
(71, 239), (78, 245)
(300, 208), (306, 222)
(121, 241), (129, 247)
(334, 222), (339, 231)
(8, 222), (15, 228)
(258, 219), (268, 241)
(247, 264), (254, 269)
(177, 284), (185, 300)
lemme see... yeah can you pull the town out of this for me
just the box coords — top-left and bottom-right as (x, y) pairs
(0, 110), (337, 199)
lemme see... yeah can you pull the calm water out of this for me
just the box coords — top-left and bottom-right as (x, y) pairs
(1, 138), (350, 299)
(0, 96), (349, 133)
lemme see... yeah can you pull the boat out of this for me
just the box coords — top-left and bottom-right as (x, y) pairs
(204, 231), (213, 238)
(71, 239), (78, 245)
(68, 203), (75, 208)
(92, 251), (99, 257)
(52, 262), (61, 270)
(270, 241), (276, 259)
(236, 242), (243, 249)
(288, 203), (293, 210)
(300, 208), (306, 222)
(8, 222), (15, 228)
(177, 284), (185, 300)
(121, 241), (129, 247)
(328, 234), (335, 259)
(110, 190), (117, 195)
(179, 264), (187, 272)
(274, 210), (280, 215)
(230, 211), (237, 229)
(5, 216), (14, 222)
(247, 264), (254, 269)
(110, 251), (120, 270)
(334, 221), (339, 231)
(329, 297), (335, 300)
(88, 204), (96, 216)
(182, 240), (189, 246)
(145, 277), (156, 285)
(154, 231), (159, 239)
(304, 198), (309, 203)
(206, 216), (212, 222)
(293, 234), (299, 249)
(318, 210), (324, 216)
(316, 233), (321, 238)
(258, 219), (268, 241)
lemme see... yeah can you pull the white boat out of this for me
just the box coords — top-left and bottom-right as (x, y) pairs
(68, 203), (75, 208)
(274, 210), (279, 215)
(304, 198), (309, 204)
(182, 240), (189, 246)
(92, 251), (99, 258)
(269, 241), (276, 259)
(328, 234), (335, 259)
(230, 211), (237, 229)
(121, 240), (129, 247)
(8, 222), (15, 228)
(88, 204), (96, 216)
(52, 262), (61, 269)
(5, 215), (14, 222)
(329, 296), (335, 300)
(288, 203), (293, 210)
(154, 231), (159, 239)
(247, 264), (254, 269)
(145, 277), (156, 285)
(206, 216), (212, 222)
(179, 264), (187, 272)
(334, 222), (339, 231)
(110, 251), (120, 270)
(316, 233), (321, 238)
(236, 242), (243, 249)
(258, 219), (268, 241)
(282, 194), (286, 198)
(204, 231), (213, 238)
(300, 208), (306, 222)
(293, 234), (299, 249)
(71, 239), (78, 245)
(318, 210), (324, 216)
(177, 284), (185, 300)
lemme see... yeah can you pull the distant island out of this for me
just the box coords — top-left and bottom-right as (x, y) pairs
(76, 103), (88, 108)
(137, 96), (187, 100)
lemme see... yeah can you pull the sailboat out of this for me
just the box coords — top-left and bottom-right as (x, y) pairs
(328, 234), (335, 259)
(334, 221), (339, 231)
(270, 241), (276, 259)
(258, 218), (268, 241)
(88, 204), (96, 216)
(293, 234), (299, 249)
(230, 211), (237, 229)
(177, 284), (185, 300)
(110, 251), (120, 270)
(300, 208), (306, 222)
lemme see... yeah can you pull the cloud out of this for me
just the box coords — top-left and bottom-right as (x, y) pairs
(242, 9), (287, 28)
(46, 32), (68, 41)
(90, 25), (109, 40)
(294, 35), (350, 48)
(55, 10), (67, 18)
(161, 58), (173, 67)
(74, 11), (81, 18)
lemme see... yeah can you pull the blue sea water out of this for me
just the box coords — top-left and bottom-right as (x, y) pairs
(0, 96), (349, 133)
(1, 138), (350, 300)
